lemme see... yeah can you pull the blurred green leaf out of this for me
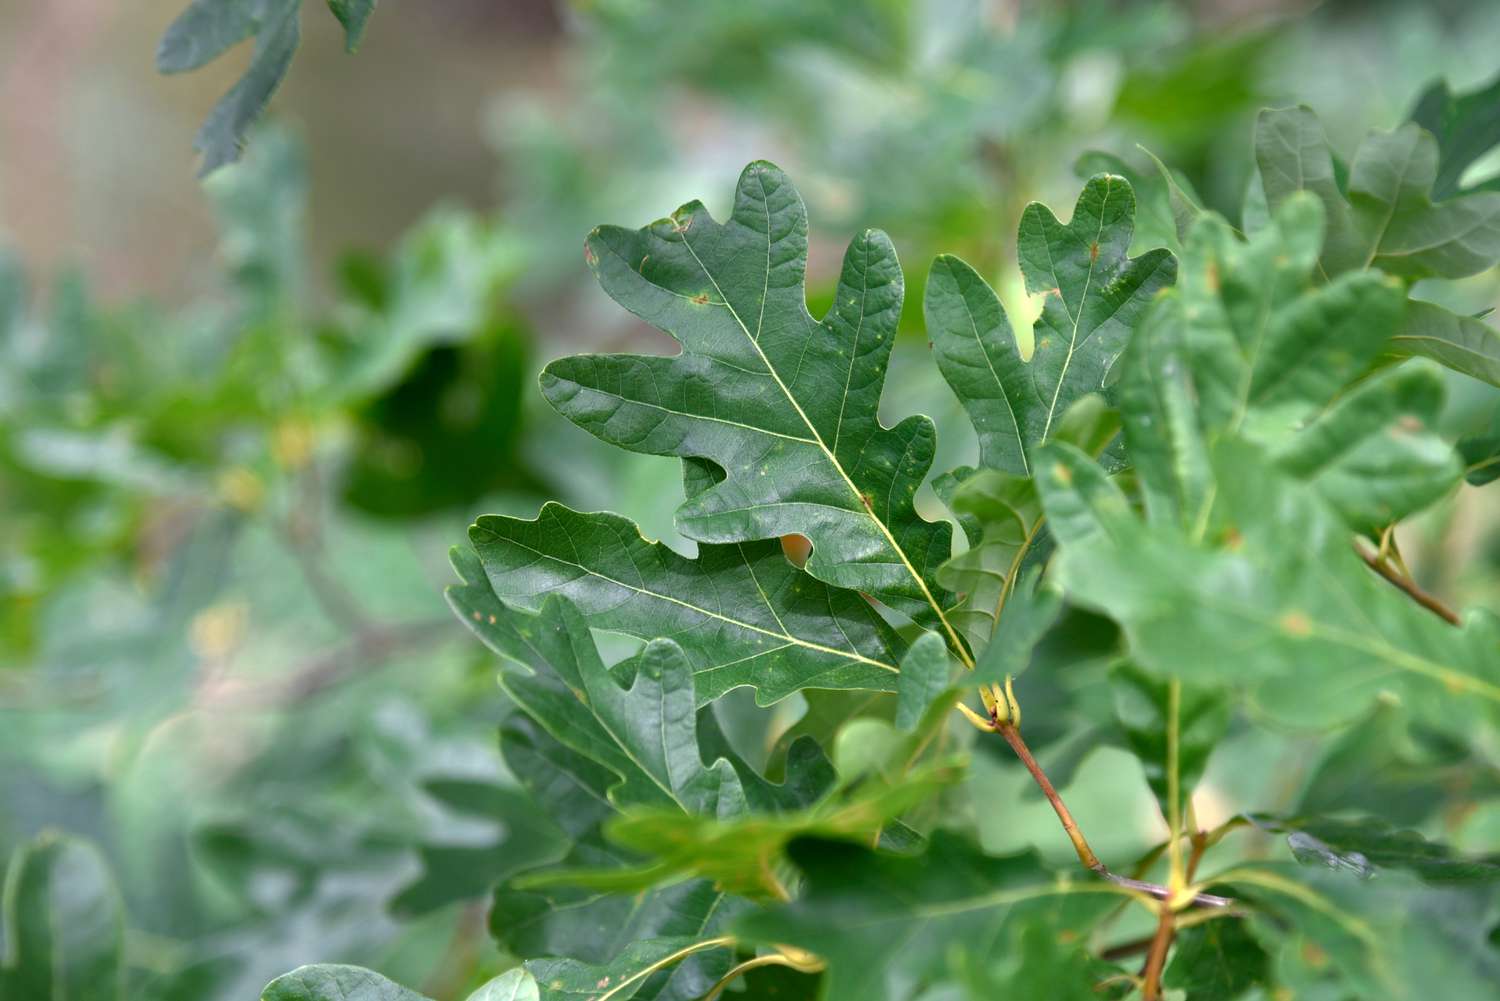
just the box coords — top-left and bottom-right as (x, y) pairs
(326, 0), (377, 51)
(1256, 106), (1500, 280)
(1408, 70), (1500, 198)
(0, 833), (124, 1001)
(158, 1), (379, 173)
(1250, 815), (1500, 884)
(1110, 663), (1228, 821)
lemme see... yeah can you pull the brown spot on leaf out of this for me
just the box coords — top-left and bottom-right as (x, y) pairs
(691, 292), (710, 305)
(1279, 610), (1312, 636)
(781, 534), (812, 567)
(1222, 526), (1243, 551)
(1051, 462), (1072, 486)
(1089, 241), (1099, 263)
(1204, 261), (1220, 292)
(583, 241), (597, 267)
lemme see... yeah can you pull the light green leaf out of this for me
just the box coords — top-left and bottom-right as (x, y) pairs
(1119, 196), (1457, 531)
(895, 632), (954, 732)
(933, 465), (1048, 648)
(1256, 106), (1500, 280)
(1111, 663), (1228, 821)
(469, 502), (904, 706)
(565, 758), (958, 901)
(261, 965), (431, 1001)
(0, 833), (124, 1001)
(924, 175), (1174, 476)
(1270, 362), (1460, 530)
(552, 162), (957, 643)
(1036, 438), (1500, 730)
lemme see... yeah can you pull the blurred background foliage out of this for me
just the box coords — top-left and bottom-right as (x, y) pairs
(3, 1), (1500, 998)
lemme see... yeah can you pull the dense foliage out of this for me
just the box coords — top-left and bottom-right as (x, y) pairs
(7, 3), (1500, 1000)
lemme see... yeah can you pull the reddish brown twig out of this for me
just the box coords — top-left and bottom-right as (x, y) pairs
(1354, 541), (1461, 626)
(991, 721), (1232, 908)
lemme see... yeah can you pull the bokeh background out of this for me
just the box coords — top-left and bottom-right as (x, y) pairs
(4, 1), (1500, 998)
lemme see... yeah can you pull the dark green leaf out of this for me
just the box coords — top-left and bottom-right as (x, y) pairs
(1230, 865), (1500, 1000)
(1162, 918), (1267, 999)
(524, 937), (731, 1001)
(469, 503), (904, 706)
(735, 833), (1130, 1001)
(1111, 663), (1229, 820)
(925, 176), (1174, 476)
(1408, 71), (1500, 198)
(552, 163), (956, 638)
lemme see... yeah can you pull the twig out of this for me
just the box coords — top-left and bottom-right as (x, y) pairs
(199, 619), (452, 709)
(987, 719), (1232, 908)
(1354, 541), (1461, 626)
(1140, 905), (1176, 1000)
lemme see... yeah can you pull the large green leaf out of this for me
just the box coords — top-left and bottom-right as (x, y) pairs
(548, 162), (959, 645)
(924, 175), (1174, 476)
(1249, 103), (1500, 387)
(469, 503), (904, 705)
(0, 834), (124, 1001)
(734, 833), (1130, 1001)
(1255, 106), (1500, 280)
